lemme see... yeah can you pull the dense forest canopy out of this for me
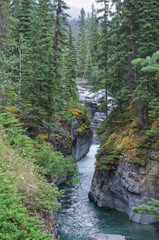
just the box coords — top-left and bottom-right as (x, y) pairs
(0, 0), (159, 238)
(0, 0), (159, 129)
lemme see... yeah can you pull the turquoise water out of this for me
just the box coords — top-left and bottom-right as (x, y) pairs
(59, 145), (159, 240)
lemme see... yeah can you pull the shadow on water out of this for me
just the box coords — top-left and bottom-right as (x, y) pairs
(59, 145), (159, 240)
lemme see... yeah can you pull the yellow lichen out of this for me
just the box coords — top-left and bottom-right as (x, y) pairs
(5, 106), (17, 114)
(117, 136), (130, 149)
(77, 128), (83, 134)
(69, 108), (82, 118)
(38, 133), (48, 140)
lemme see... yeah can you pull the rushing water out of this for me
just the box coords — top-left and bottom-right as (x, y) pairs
(59, 145), (159, 240)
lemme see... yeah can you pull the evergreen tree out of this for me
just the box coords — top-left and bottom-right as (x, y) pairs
(64, 26), (78, 100)
(84, 50), (93, 81)
(91, 0), (110, 116)
(107, 0), (132, 113)
(52, 0), (70, 101)
(10, 0), (22, 16)
(77, 8), (86, 39)
(135, 0), (159, 58)
(11, 0), (55, 137)
(0, 0), (13, 51)
(78, 28), (88, 80)
(15, 0), (34, 41)
(89, 4), (99, 62)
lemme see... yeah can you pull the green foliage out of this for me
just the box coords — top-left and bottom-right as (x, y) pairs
(0, 109), (78, 184)
(132, 51), (159, 128)
(64, 26), (78, 101)
(0, 173), (52, 240)
(37, 149), (78, 184)
(64, 98), (91, 125)
(84, 50), (93, 80)
(0, 124), (61, 213)
(0, 51), (17, 105)
(0, 111), (36, 158)
(133, 199), (159, 218)
(78, 28), (88, 80)
(98, 146), (125, 170)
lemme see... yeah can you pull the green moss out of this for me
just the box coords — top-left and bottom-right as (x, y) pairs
(96, 99), (159, 170)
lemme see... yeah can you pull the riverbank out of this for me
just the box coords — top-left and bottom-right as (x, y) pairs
(59, 145), (159, 240)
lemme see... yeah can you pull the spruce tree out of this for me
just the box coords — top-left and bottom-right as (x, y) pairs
(84, 50), (93, 81)
(89, 4), (99, 62)
(0, 0), (14, 51)
(15, 0), (34, 41)
(92, 0), (110, 116)
(77, 8), (86, 39)
(64, 26), (78, 101)
(52, 0), (70, 102)
(135, 0), (159, 58)
(78, 28), (88, 81)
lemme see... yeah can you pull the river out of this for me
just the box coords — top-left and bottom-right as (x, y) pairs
(59, 145), (159, 240)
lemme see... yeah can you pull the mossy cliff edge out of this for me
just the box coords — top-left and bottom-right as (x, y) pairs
(0, 103), (92, 239)
(89, 100), (159, 224)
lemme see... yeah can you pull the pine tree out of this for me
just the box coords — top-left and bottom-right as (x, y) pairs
(10, 0), (22, 16)
(135, 0), (159, 58)
(84, 50), (93, 81)
(0, 0), (14, 51)
(78, 28), (88, 81)
(77, 8), (86, 39)
(107, 0), (132, 113)
(52, 0), (70, 101)
(11, 0), (55, 136)
(64, 26), (78, 101)
(105, 0), (159, 124)
(91, 0), (110, 116)
(15, 0), (34, 41)
(89, 4), (99, 62)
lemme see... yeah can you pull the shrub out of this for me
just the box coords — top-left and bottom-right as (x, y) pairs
(37, 148), (78, 184)
(0, 173), (52, 240)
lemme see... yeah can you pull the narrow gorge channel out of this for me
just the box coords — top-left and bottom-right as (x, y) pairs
(59, 145), (159, 240)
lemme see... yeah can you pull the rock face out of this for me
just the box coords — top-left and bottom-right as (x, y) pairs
(77, 84), (107, 143)
(86, 234), (133, 240)
(89, 151), (159, 224)
(39, 211), (60, 239)
(77, 85), (105, 116)
(71, 121), (93, 161)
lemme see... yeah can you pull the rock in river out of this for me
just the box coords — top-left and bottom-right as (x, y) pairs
(86, 234), (133, 240)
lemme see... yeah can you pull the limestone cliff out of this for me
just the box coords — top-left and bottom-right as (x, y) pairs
(71, 121), (92, 161)
(38, 106), (93, 162)
(89, 101), (159, 224)
(89, 150), (159, 224)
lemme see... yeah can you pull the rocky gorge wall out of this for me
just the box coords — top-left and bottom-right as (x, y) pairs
(88, 100), (159, 224)
(89, 149), (159, 224)
(71, 121), (92, 161)
(49, 111), (93, 163)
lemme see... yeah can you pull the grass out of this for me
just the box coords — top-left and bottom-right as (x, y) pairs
(0, 126), (61, 213)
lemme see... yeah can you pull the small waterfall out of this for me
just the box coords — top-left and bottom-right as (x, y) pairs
(77, 83), (106, 143)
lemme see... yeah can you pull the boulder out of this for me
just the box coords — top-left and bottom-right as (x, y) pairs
(86, 234), (133, 240)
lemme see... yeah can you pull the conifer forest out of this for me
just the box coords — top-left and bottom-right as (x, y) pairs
(0, 0), (159, 239)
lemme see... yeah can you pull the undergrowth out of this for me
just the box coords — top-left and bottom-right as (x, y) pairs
(0, 173), (52, 240)
(0, 107), (79, 238)
(96, 99), (159, 170)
